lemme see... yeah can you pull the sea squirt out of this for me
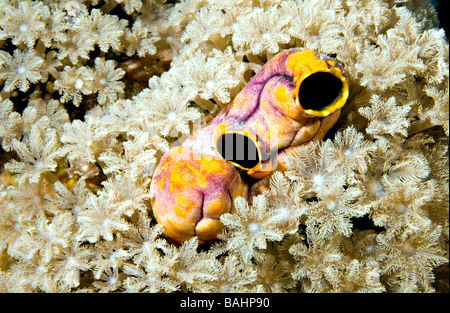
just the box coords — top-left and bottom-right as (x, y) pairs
(150, 48), (349, 245)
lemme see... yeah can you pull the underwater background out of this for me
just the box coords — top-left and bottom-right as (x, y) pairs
(431, 0), (448, 38)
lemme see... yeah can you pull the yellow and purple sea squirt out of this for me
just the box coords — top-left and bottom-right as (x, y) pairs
(150, 48), (349, 245)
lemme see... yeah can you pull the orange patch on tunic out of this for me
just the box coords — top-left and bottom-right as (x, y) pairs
(167, 155), (230, 193)
(286, 50), (328, 86)
(275, 85), (301, 120)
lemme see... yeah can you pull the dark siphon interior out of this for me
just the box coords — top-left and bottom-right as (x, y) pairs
(298, 72), (343, 111)
(217, 133), (260, 169)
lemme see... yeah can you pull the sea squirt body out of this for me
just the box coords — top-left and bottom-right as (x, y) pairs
(150, 48), (349, 245)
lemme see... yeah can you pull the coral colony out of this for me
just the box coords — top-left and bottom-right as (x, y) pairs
(0, 0), (449, 293)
